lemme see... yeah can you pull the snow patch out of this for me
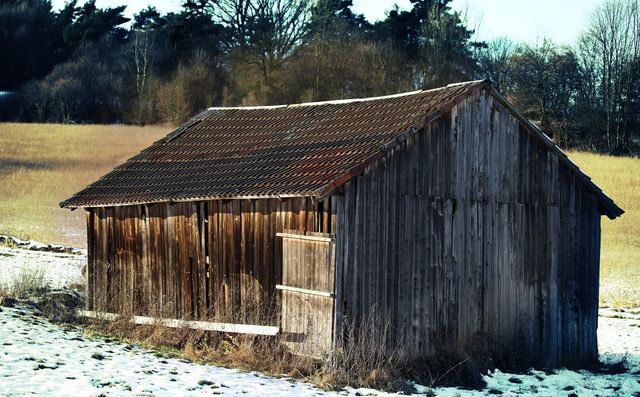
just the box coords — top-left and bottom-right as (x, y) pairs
(0, 245), (84, 291)
(0, 235), (84, 255)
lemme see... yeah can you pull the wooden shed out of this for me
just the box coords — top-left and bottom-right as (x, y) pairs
(62, 80), (623, 367)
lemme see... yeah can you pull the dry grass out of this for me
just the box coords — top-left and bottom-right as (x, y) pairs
(89, 317), (313, 374)
(85, 300), (420, 392)
(566, 151), (640, 307)
(316, 311), (410, 391)
(0, 265), (48, 299)
(86, 311), (492, 393)
(88, 293), (314, 379)
(0, 123), (169, 247)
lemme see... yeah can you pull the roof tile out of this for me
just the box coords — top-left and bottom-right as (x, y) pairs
(60, 81), (484, 208)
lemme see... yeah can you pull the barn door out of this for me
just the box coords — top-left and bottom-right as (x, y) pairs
(276, 230), (336, 357)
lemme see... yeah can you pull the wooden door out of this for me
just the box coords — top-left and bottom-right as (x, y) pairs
(276, 230), (336, 357)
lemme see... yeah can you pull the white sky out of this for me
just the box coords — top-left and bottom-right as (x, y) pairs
(51, 0), (606, 45)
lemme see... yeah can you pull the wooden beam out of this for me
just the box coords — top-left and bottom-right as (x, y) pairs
(77, 310), (280, 336)
(276, 232), (334, 243)
(275, 284), (335, 298)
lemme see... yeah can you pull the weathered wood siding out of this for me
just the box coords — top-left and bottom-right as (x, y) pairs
(86, 197), (336, 323)
(332, 86), (602, 366)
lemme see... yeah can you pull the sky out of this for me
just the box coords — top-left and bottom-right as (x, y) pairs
(50, 0), (606, 45)
(352, 0), (607, 45)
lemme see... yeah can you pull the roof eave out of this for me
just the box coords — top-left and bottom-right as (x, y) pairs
(60, 191), (320, 210)
(599, 200), (624, 220)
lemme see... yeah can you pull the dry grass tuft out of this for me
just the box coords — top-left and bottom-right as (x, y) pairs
(314, 311), (411, 391)
(567, 151), (640, 307)
(0, 123), (169, 247)
(406, 347), (493, 391)
(0, 265), (48, 298)
(86, 295), (314, 377)
(87, 317), (308, 374)
(85, 311), (491, 393)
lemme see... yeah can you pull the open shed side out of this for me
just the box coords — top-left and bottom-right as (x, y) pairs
(85, 197), (336, 321)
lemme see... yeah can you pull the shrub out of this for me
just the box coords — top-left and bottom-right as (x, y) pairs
(2, 266), (48, 298)
(155, 51), (226, 125)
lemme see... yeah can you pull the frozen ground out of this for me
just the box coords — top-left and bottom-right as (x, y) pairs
(0, 306), (340, 397)
(0, 245), (639, 396)
(0, 243), (84, 291)
(430, 307), (640, 396)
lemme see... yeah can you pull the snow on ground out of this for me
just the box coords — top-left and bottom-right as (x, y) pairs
(0, 245), (84, 291)
(0, 245), (639, 396)
(0, 306), (339, 397)
(411, 310), (640, 397)
(1, 306), (638, 397)
(430, 308), (640, 396)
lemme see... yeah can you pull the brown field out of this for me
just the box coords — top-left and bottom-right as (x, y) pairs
(0, 123), (170, 247)
(0, 124), (637, 306)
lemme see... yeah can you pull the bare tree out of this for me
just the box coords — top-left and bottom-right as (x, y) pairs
(131, 30), (154, 123)
(475, 37), (515, 94)
(579, 0), (640, 149)
(194, 0), (311, 90)
(510, 40), (580, 144)
(133, 31), (152, 100)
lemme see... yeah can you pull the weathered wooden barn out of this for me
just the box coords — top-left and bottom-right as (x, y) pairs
(62, 80), (623, 367)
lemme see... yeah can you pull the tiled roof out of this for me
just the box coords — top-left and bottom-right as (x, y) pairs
(61, 81), (484, 208)
(59, 79), (623, 220)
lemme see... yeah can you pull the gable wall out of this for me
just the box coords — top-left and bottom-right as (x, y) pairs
(332, 86), (601, 366)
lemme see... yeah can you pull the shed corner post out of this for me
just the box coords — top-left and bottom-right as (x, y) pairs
(85, 208), (93, 311)
(331, 194), (345, 353)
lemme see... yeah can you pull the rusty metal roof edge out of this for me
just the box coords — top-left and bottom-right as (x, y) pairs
(206, 89), (425, 111)
(487, 85), (624, 220)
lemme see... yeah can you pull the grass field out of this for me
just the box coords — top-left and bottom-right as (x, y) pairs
(0, 123), (638, 306)
(0, 123), (169, 247)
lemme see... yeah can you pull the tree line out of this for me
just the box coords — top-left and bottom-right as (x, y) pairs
(1, 0), (639, 152)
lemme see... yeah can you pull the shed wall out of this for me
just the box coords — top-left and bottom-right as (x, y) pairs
(86, 197), (335, 323)
(333, 87), (601, 366)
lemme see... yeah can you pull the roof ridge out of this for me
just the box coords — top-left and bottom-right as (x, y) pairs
(206, 80), (487, 111)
